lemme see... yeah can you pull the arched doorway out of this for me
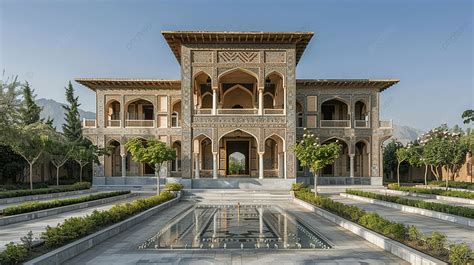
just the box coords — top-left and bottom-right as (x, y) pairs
(171, 141), (181, 172)
(321, 138), (348, 177)
(355, 100), (369, 128)
(219, 69), (258, 114)
(106, 100), (121, 127)
(320, 99), (350, 128)
(263, 135), (285, 178)
(193, 72), (212, 114)
(219, 130), (258, 177)
(355, 141), (369, 177)
(171, 100), (181, 128)
(125, 99), (155, 127)
(105, 140), (121, 176)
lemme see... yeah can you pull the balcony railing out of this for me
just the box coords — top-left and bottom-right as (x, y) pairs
(320, 120), (350, 128)
(107, 119), (121, 127)
(217, 108), (258, 115)
(194, 109), (212, 115)
(263, 109), (284, 115)
(82, 119), (96, 128)
(379, 120), (393, 128)
(355, 120), (369, 128)
(125, 119), (155, 127)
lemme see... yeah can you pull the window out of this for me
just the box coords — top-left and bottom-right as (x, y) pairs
(297, 112), (304, 127)
(307, 96), (317, 112)
(171, 112), (179, 127)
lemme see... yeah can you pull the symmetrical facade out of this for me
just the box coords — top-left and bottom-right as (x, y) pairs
(77, 31), (398, 188)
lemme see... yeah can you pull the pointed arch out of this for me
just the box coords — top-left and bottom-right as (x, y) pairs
(218, 128), (259, 146)
(218, 67), (259, 81)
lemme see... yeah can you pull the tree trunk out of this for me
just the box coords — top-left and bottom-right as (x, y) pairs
(424, 164), (428, 187)
(56, 166), (60, 186)
(79, 165), (83, 182)
(313, 170), (318, 197)
(445, 166), (449, 191)
(29, 163), (33, 190)
(397, 162), (401, 186)
(155, 163), (160, 195)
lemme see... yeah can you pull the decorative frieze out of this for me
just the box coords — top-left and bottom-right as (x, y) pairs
(265, 51), (286, 63)
(192, 51), (213, 63)
(218, 51), (260, 63)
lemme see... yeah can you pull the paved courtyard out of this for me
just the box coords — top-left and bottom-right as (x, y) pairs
(64, 200), (407, 265)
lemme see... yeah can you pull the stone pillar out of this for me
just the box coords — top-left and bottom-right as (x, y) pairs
(194, 153), (200, 179)
(258, 89), (263, 115)
(258, 152), (264, 179)
(213, 152), (218, 179)
(213, 212), (217, 238)
(278, 152), (285, 178)
(259, 207), (263, 236)
(349, 154), (355, 178)
(121, 154), (126, 177)
(180, 45), (192, 179)
(212, 89), (217, 115)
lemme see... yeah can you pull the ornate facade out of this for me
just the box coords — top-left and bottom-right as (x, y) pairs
(77, 31), (398, 188)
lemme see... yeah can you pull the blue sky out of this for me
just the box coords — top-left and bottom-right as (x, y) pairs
(0, 0), (472, 130)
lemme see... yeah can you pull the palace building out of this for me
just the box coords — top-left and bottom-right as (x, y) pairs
(77, 31), (398, 189)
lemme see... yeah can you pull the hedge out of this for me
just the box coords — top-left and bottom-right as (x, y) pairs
(429, 180), (474, 191)
(164, 183), (184, 191)
(0, 182), (91, 199)
(346, 189), (474, 218)
(0, 190), (130, 216)
(390, 186), (474, 200)
(0, 191), (177, 264)
(295, 190), (473, 264)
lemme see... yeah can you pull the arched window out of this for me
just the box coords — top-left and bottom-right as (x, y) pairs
(171, 112), (179, 128)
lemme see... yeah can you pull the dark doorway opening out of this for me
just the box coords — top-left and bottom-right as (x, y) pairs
(226, 141), (249, 175)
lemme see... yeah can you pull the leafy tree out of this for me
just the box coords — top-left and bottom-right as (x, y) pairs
(18, 81), (42, 125)
(462, 109), (474, 124)
(292, 129), (341, 196)
(7, 123), (54, 190)
(406, 143), (429, 186)
(383, 139), (403, 180)
(47, 132), (71, 186)
(395, 147), (409, 186)
(62, 81), (83, 144)
(69, 145), (103, 182)
(125, 138), (176, 194)
(0, 73), (22, 142)
(0, 145), (26, 184)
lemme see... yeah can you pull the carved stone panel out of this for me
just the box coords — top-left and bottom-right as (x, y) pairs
(218, 51), (260, 63)
(192, 51), (213, 63)
(265, 51), (286, 63)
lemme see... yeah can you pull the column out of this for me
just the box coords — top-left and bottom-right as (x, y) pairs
(213, 152), (218, 179)
(194, 153), (200, 179)
(278, 152), (284, 178)
(258, 152), (264, 179)
(212, 89), (217, 115)
(258, 89), (263, 115)
(212, 212), (217, 238)
(121, 154), (126, 177)
(259, 207), (263, 238)
(349, 154), (355, 178)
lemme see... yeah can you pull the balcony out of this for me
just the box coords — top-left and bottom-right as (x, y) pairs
(355, 120), (369, 128)
(125, 120), (155, 127)
(194, 109), (212, 115)
(217, 108), (258, 115)
(320, 120), (350, 128)
(263, 109), (284, 115)
(379, 120), (393, 128)
(107, 119), (121, 127)
(82, 119), (96, 128)
(194, 108), (284, 116)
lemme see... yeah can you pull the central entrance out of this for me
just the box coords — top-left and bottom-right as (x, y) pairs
(226, 141), (250, 175)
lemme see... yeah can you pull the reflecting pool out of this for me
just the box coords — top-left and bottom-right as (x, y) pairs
(138, 204), (332, 250)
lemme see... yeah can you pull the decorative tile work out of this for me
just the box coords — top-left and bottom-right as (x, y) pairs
(218, 51), (260, 63)
(265, 51), (286, 63)
(192, 51), (213, 63)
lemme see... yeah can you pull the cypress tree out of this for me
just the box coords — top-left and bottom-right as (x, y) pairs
(19, 81), (42, 125)
(62, 81), (83, 144)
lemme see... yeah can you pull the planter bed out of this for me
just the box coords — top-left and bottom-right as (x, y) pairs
(0, 182), (91, 200)
(391, 186), (474, 200)
(382, 189), (474, 205)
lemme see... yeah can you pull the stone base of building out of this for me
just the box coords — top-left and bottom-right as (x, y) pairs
(92, 176), (382, 190)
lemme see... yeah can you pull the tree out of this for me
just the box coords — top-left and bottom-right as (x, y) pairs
(462, 109), (474, 124)
(7, 123), (54, 190)
(406, 143), (428, 186)
(383, 139), (403, 180)
(0, 145), (26, 184)
(292, 129), (341, 196)
(62, 81), (83, 144)
(125, 138), (176, 195)
(47, 132), (70, 186)
(395, 147), (409, 186)
(0, 73), (22, 142)
(18, 82), (42, 126)
(69, 145), (102, 182)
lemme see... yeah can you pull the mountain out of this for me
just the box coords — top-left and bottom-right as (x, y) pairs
(391, 124), (424, 145)
(36, 98), (95, 131)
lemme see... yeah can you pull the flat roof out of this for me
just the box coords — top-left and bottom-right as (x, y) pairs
(296, 79), (399, 92)
(161, 31), (314, 65)
(76, 78), (398, 92)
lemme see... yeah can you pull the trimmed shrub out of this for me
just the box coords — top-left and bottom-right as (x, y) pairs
(0, 242), (28, 265)
(164, 183), (184, 191)
(392, 186), (474, 200)
(387, 183), (400, 190)
(1, 190), (129, 216)
(449, 243), (473, 265)
(346, 189), (474, 218)
(291, 182), (307, 191)
(429, 180), (474, 190)
(0, 182), (91, 199)
(407, 225), (422, 243)
(41, 191), (176, 249)
(425, 231), (448, 256)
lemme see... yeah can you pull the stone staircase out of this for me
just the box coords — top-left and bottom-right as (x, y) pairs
(182, 189), (293, 204)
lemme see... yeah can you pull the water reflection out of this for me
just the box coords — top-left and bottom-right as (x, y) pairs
(138, 205), (331, 250)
